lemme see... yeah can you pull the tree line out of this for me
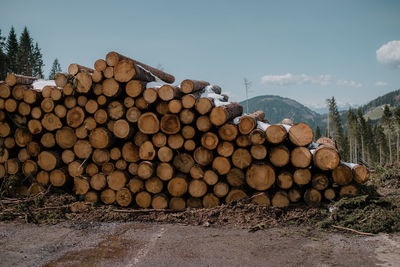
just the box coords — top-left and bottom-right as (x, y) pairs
(315, 96), (400, 167)
(0, 26), (62, 80)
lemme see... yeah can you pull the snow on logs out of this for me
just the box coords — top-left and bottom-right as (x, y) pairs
(0, 52), (369, 210)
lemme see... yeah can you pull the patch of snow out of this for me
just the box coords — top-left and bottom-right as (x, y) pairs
(32, 79), (56, 90)
(257, 121), (270, 131)
(200, 85), (230, 107)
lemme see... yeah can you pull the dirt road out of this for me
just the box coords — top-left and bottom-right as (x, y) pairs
(0, 222), (399, 267)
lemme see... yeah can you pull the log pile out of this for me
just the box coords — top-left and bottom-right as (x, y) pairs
(0, 52), (370, 209)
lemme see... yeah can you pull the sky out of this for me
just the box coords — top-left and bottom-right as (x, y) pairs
(1, 0), (399, 111)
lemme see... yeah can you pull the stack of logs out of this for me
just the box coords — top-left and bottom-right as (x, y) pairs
(0, 52), (370, 209)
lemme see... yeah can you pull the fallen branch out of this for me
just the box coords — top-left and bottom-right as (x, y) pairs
(112, 208), (184, 213)
(331, 225), (375, 236)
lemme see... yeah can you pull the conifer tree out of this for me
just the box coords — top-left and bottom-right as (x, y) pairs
(16, 26), (33, 76)
(327, 97), (346, 157)
(314, 126), (321, 140)
(48, 58), (61, 80)
(6, 26), (18, 74)
(0, 29), (6, 80)
(382, 105), (393, 164)
(31, 42), (44, 77)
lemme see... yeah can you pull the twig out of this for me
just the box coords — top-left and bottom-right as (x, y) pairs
(112, 208), (183, 213)
(331, 225), (375, 236)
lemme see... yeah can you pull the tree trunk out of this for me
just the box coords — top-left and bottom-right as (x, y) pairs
(6, 73), (37, 86)
(269, 145), (290, 168)
(246, 163), (275, 191)
(68, 64), (94, 76)
(209, 102), (243, 126)
(271, 191), (290, 207)
(238, 110), (265, 135)
(288, 122), (313, 147)
(180, 79), (210, 94)
(290, 147), (312, 168)
(293, 168), (312, 186)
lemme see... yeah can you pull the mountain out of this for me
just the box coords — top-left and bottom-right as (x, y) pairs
(239, 95), (322, 129)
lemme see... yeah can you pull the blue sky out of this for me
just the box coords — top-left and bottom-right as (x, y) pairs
(1, 0), (399, 110)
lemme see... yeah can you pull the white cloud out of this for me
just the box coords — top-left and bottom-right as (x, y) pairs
(260, 73), (362, 88)
(375, 81), (388, 87)
(336, 80), (362, 88)
(376, 40), (400, 68)
(260, 73), (333, 86)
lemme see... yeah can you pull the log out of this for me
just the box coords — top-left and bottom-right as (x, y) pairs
(173, 153), (194, 173)
(23, 89), (37, 104)
(115, 159), (127, 170)
(227, 168), (245, 187)
(128, 177), (144, 194)
(18, 148), (30, 162)
(124, 97), (135, 108)
(18, 102), (31, 116)
(136, 191), (152, 208)
(37, 151), (59, 171)
(5, 99), (17, 112)
(125, 80), (145, 98)
(31, 107), (42, 119)
(250, 144), (267, 160)
(291, 147), (312, 168)
(196, 115), (212, 132)
(103, 66), (114, 79)
(168, 99), (182, 114)
(106, 52), (175, 83)
(0, 83), (11, 98)
(108, 101), (125, 120)
(209, 102), (243, 126)
(68, 63), (94, 75)
(157, 162), (174, 181)
(324, 188), (336, 201)
(49, 169), (68, 187)
(64, 96), (77, 109)
(203, 170), (219, 186)
(152, 194), (169, 209)
(169, 197), (186, 210)
(238, 111), (265, 135)
(249, 129), (265, 145)
(66, 106), (85, 128)
(304, 188), (322, 206)
(4, 137), (15, 149)
(184, 140), (196, 151)
(201, 132), (219, 150)
(179, 109), (195, 125)
(107, 171), (127, 191)
(202, 193), (220, 208)
(226, 189), (248, 203)
(195, 97), (214, 115)
(61, 150), (75, 164)
(167, 176), (188, 197)
(92, 70), (103, 83)
(288, 188), (302, 203)
(288, 122), (313, 147)
(93, 59), (106, 71)
(157, 146), (174, 162)
(113, 119), (132, 139)
(103, 163), (115, 176)
(187, 197), (202, 208)
(236, 135), (251, 147)
(312, 173), (329, 191)
(271, 191), (290, 207)
(251, 192), (271, 206)
(269, 145), (290, 167)
(181, 125), (195, 139)
(0, 122), (11, 137)
(212, 156), (231, 175)
(62, 83), (74, 96)
(27, 183), (45, 196)
(138, 112), (160, 134)
(277, 171), (293, 189)
(126, 107), (141, 123)
(246, 163), (275, 191)
(92, 149), (110, 165)
(168, 134), (184, 149)
(74, 139), (92, 159)
(143, 88), (158, 104)
(134, 132), (149, 147)
(180, 79), (210, 94)
(74, 177), (90, 196)
(102, 78), (120, 97)
(135, 97), (148, 110)
(116, 188), (132, 207)
(137, 161), (154, 179)
(122, 142), (140, 162)
(75, 126), (88, 139)
(232, 148), (252, 169)
(6, 158), (19, 175)
(342, 162), (370, 184)
(75, 71), (92, 94)
(55, 127), (77, 149)
(36, 170), (49, 185)
(145, 177), (163, 194)
(156, 101), (169, 115)
(313, 143), (340, 171)
(27, 119), (42, 135)
(85, 99), (98, 114)
(293, 168), (312, 186)
(101, 189), (116, 204)
(41, 113), (62, 132)
(160, 114), (180, 134)
(139, 141), (156, 160)
(189, 165), (204, 179)
(40, 132), (56, 148)
(213, 182), (229, 198)
(332, 163), (353, 185)
(265, 124), (287, 144)
(217, 141), (234, 157)
(86, 163), (99, 176)
(193, 146), (213, 166)
(5, 73), (36, 86)
(89, 127), (113, 149)
(54, 105), (67, 118)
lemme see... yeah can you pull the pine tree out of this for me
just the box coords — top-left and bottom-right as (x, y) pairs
(31, 42), (44, 78)
(314, 126), (321, 140)
(347, 108), (357, 162)
(327, 97), (346, 157)
(6, 26), (18, 74)
(0, 29), (7, 80)
(48, 58), (61, 80)
(382, 105), (393, 164)
(16, 26), (33, 76)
